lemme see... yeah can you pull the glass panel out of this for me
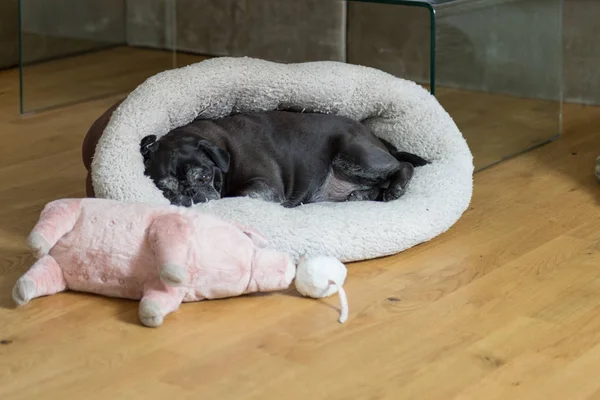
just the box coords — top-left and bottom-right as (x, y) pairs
(18, 0), (179, 114)
(16, 0), (563, 173)
(347, 1), (434, 92)
(563, 2), (600, 105)
(173, 0), (347, 65)
(434, 0), (563, 170)
(0, 2), (19, 71)
(348, 0), (563, 171)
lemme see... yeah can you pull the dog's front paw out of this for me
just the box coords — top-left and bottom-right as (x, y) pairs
(280, 199), (301, 208)
(382, 187), (406, 202)
(382, 164), (414, 202)
(139, 299), (164, 328)
(12, 277), (36, 306)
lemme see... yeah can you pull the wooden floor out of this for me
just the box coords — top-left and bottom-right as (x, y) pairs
(20, 47), (206, 112)
(437, 86), (560, 170)
(1, 58), (600, 399)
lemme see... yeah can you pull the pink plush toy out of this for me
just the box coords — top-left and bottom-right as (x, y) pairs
(12, 198), (348, 327)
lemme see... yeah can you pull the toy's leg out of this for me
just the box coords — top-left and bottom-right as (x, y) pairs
(139, 284), (186, 327)
(148, 213), (193, 286)
(12, 255), (66, 306)
(27, 199), (81, 258)
(246, 248), (296, 293)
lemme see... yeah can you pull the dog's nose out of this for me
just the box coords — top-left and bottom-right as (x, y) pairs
(192, 193), (209, 204)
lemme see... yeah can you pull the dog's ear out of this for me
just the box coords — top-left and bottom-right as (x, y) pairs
(380, 138), (429, 167)
(198, 140), (230, 173)
(394, 152), (429, 167)
(140, 135), (159, 156)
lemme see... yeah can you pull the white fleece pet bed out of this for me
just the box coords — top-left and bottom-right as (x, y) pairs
(91, 57), (474, 263)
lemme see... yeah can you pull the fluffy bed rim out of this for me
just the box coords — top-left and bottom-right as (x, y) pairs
(91, 57), (474, 262)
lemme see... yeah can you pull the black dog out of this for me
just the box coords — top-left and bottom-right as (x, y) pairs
(140, 111), (428, 208)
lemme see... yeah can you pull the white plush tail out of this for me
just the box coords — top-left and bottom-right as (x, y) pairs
(330, 280), (349, 324)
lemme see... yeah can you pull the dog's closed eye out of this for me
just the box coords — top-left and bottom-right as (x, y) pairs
(185, 166), (212, 184)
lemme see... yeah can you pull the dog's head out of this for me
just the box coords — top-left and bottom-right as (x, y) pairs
(140, 133), (230, 207)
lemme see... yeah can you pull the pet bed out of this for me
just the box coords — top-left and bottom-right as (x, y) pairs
(84, 57), (474, 262)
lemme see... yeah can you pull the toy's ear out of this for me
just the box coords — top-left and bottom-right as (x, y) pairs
(244, 230), (269, 248)
(232, 222), (269, 248)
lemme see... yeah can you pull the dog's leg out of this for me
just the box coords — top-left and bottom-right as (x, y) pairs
(333, 139), (414, 202)
(382, 163), (415, 202)
(332, 149), (398, 186)
(235, 180), (285, 204)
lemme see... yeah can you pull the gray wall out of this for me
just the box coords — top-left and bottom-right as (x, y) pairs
(0, 1), (18, 69)
(0, 0), (125, 68)
(564, 1), (600, 105)
(348, 0), (597, 105)
(126, 0), (346, 63)
(126, 0), (173, 50)
(348, 0), (563, 101)
(1, 0), (599, 105)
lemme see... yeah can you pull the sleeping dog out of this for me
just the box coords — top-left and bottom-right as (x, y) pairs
(140, 110), (428, 208)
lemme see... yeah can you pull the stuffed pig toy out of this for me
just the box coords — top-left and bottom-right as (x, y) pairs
(12, 198), (348, 327)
